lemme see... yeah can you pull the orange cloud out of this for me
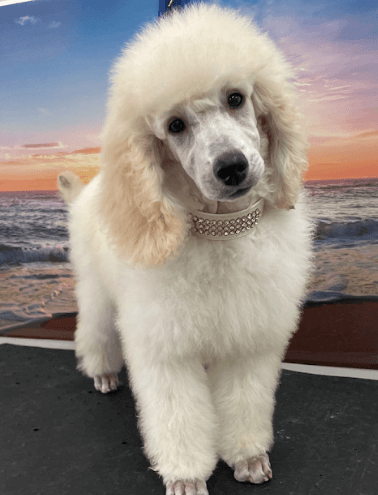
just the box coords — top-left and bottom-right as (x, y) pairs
(71, 147), (101, 155)
(23, 142), (62, 149)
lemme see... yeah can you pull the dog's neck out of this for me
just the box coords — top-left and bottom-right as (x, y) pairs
(162, 160), (264, 240)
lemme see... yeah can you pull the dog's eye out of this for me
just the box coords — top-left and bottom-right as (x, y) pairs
(228, 92), (244, 109)
(168, 118), (186, 134)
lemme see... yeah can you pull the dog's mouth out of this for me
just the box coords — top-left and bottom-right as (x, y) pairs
(227, 186), (253, 200)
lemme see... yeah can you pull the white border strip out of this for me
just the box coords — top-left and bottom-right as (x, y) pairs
(0, 336), (75, 350)
(282, 362), (378, 381)
(1, 337), (377, 380)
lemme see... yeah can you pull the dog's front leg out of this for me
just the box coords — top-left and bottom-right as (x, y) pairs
(208, 351), (283, 484)
(124, 347), (218, 494)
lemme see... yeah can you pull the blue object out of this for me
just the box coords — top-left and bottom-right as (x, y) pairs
(158, 0), (192, 17)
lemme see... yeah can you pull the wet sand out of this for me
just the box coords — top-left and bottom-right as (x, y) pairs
(309, 244), (378, 296)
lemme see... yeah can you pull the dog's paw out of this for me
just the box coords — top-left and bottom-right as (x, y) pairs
(93, 373), (119, 394)
(166, 479), (208, 495)
(234, 453), (272, 484)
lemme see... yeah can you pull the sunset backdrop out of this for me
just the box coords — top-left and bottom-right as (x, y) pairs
(1, 0), (377, 191)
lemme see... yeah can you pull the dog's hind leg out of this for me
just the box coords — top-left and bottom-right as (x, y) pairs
(74, 269), (124, 393)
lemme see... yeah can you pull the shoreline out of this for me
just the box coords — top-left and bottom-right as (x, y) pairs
(1, 297), (377, 370)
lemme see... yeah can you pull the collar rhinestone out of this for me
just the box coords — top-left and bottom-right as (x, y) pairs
(188, 198), (264, 241)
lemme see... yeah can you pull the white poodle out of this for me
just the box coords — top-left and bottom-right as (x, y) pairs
(58, 4), (313, 494)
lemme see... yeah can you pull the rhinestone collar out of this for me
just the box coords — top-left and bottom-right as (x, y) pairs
(188, 198), (264, 240)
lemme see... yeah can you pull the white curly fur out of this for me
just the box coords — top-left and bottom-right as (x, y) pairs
(58, 4), (314, 494)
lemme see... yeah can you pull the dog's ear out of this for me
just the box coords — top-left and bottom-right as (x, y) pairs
(99, 132), (188, 267)
(253, 80), (309, 209)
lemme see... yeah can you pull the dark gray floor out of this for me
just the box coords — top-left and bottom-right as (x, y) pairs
(1, 344), (377, 495)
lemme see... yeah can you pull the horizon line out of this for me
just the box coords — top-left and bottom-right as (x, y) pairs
(1, 175), (378, 193)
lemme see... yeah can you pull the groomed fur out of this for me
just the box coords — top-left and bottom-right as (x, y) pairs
(58, 4), (313, 494)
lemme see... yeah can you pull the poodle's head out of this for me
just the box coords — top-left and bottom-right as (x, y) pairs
(100, 3), (309, 267)
(147, 81), (264, 204)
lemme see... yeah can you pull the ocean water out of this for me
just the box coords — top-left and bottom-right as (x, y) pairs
(305, 178), (378, 302)
(0, 178), (378, 331)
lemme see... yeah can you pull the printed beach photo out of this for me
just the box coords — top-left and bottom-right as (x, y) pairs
(1, 2), (378, 495)
(1, 0), (377, 346)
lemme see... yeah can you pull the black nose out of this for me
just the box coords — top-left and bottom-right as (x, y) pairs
(214, 151), (248, 186)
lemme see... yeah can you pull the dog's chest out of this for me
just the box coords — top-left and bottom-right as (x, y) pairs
(146, 236), (293, 353)
(115, 211), (311, 358)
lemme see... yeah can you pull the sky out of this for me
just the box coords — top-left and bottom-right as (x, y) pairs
(0, 0), (377, 191)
